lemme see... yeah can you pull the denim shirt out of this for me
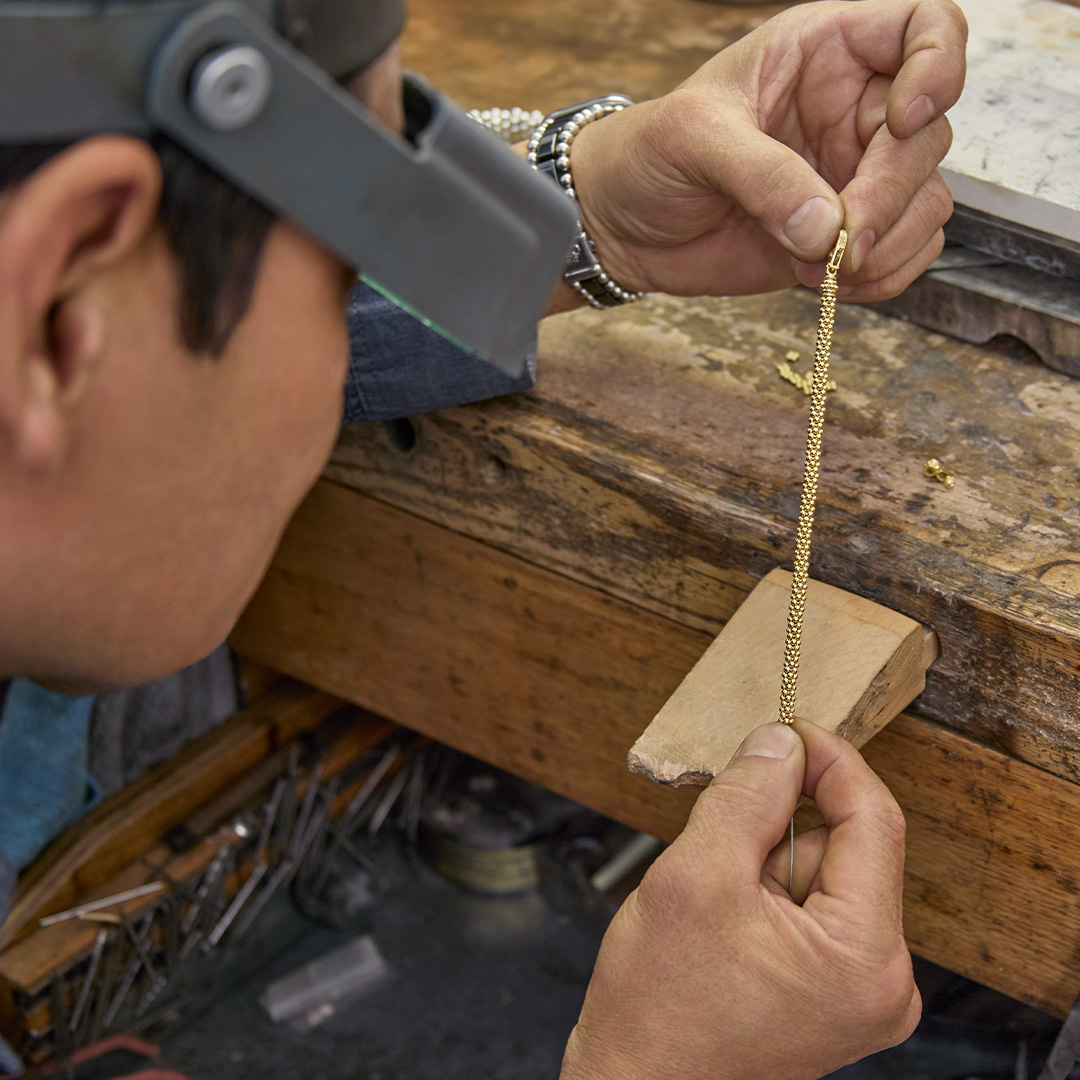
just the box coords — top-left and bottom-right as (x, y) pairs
(342, 281), (536, 424)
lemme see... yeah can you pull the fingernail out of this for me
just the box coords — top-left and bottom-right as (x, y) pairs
(795, 261), (826, 289)
(850, 229), (876, 274)
(733, 723), (800, 761)
(784, 196), (841, 254)
(903, 93), (936, 134)
(837, 284), (854, 298)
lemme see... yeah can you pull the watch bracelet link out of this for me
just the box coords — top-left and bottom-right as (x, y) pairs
(526, 95), (644, 309)
(466, 107), (546, 146)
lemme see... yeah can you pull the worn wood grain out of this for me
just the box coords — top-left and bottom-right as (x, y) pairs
(365, 0), (1080, 783)
(403, 0), (791, 112)
(233, 481), (1080, 1017)
(629, 569), (937, 785)
(867, 719), (1080, 1018)
(0, 828), (233, 998)
(232, 482), (706, 841)
(328, 290), (1080, 785)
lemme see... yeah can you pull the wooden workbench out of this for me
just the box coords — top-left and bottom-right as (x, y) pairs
(232, 0), (1080, 1018)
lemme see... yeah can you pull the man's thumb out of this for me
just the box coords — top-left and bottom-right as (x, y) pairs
(685, 723), (807, 874)
(732, 722), (803, 765)
(696, 116), (844, 263)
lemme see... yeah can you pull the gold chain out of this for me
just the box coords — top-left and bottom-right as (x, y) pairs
(778, 229), (847, 725)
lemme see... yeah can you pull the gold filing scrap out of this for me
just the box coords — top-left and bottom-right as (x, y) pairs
(777, 351), (837, 396)
(924, 458), (956, 488)
(778, 229), (847, 726)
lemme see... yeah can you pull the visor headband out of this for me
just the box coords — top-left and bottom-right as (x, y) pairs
(0, 0), (405, 140)
(281, 0), (404, 80)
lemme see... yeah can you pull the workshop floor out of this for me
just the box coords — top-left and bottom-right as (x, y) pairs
(156, 851), (597, 1080)
(149, 842), (1074, 1080)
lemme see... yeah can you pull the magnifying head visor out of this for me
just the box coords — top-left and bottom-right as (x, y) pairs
(0, 0), (577, 373)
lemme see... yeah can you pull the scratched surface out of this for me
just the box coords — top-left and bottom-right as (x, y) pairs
(535, 293), (1080, 764)
(234, 480), (1080, 1015)
(403, 0), (790, 110)
(330, 287), (1080, 784)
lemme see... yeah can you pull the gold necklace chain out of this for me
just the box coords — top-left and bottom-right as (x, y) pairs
(778, 229), (847, 725)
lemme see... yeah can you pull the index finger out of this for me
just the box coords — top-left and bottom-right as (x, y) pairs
(839, 0), (968, 140)
(792, 718), (907, 927)
(838, 112), (953, 273)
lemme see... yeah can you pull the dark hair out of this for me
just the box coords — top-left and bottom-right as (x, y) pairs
(0, 134), (274, 356)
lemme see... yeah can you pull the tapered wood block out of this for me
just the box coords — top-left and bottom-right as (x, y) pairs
(628, 569), (939, 786)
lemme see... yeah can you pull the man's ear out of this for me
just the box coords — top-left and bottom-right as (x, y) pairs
(0, 135), (162, 476)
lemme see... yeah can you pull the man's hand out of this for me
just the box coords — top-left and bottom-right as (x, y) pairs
(560, 720), (920, 1080)
(569, 0), (967, 302)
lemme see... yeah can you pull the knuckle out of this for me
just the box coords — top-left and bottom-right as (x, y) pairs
(944, 0), (971, 42)
(925, 114), (953, 161)
(927, 175), (954, 229)
(758, 155), (827, 230)
(857, 273), (905, 304)
(928, 227), (947, 262)
(704, 767), (792, 837)
(835, 945), (918, 1041)
(937, 115), (954, 157)
(868, 954), (921, 1041)
(874, 170), (916, 218)
(634, 790), (768, 924)
(646, 87), (720, 151)
(900, 983), (924, 1041)
(874, 796), (908, 851)
(859, 226), (944, 302)
(640, 87), (738, 186)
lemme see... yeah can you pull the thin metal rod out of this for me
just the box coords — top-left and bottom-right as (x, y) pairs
(206, 860), (270, 947)
(69, 928), (108, 1031)
(39, 883), (165, 927)
(367, 767), (410, 836)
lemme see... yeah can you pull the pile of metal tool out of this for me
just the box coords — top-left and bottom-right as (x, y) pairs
(0, 680), (666, 1075)
(0, 699), (427, 1068)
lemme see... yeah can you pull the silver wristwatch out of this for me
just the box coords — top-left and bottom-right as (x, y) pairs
(527, 95), (644, 309)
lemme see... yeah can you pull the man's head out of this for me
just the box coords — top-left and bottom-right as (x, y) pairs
(0, 6), (405, 691)
(0, 0), (573, 692)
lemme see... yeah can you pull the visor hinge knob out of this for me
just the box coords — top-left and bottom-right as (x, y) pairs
(189, 45), (273, 132)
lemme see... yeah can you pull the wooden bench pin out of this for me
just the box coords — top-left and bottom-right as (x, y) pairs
(627, 568), (939, 785)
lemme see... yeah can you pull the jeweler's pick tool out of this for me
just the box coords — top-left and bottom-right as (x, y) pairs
(778, 228), (847, 895)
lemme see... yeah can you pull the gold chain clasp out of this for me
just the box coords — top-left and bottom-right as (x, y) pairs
(827, 229), (848, 274)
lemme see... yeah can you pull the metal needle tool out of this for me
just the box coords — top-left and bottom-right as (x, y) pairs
(38, 883), (165, 927)
(779, 228), (848, 897)
(69, 928), (108, 1033)
(311, 746), (399, 893)
(206, 860), (269, 948)
(89, 931), (122, 1042)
